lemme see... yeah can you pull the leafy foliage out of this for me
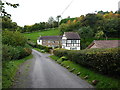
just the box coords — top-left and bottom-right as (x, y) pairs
(59, 11), (120, 49)
(60, 17), (76, 24)
(2, 31), (32, 61)
(2, 31), (27, 47)
(2, 45), (32, 61)
(50, 55), (120, 88)
(1, 0), (19, 17)
(2, 55), (33, 88)
(78, 26), (94, 39)
(1, 17), (18, 31)
(53, 48), (120, 77)
(36, 45), (52, 52)
(53, 48), (69, 57)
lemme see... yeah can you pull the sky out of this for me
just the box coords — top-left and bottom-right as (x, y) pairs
(4, 0), (120, 26)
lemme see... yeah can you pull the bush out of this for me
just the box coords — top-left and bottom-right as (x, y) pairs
(61, 56), (68, 61)
(53, 48), (120, 77)
(56, 56), (68, 64)
(53, 48), (69, 57)
(2, 44), (32, 61)
(27, 41), (36, 48)
(2, 31), (27, 47)
(37, 45), (52, 53)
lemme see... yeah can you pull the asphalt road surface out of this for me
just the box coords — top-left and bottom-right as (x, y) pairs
(13, 49), (94, 88)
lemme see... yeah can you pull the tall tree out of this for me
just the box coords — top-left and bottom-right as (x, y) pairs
(48, 16), (55, 28)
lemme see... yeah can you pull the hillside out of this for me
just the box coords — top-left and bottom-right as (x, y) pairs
(23, 28), (60, 43)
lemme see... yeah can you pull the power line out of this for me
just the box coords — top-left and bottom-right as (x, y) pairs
(57, 0), (74, 26)
(61, 0), (74, 15)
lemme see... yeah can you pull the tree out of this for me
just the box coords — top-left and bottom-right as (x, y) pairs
(95, 31), (104, 39)
(78, 26), (94, 39)
(2, 17), (18, 31)
(48, 16), (55, 28)
(80, 13), (103, 28)
(1, 0), (19, 17)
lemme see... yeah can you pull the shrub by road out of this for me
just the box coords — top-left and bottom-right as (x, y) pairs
(53, 48), (120, 77)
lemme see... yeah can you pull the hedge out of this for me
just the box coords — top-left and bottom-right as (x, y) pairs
(27, 41), (36, 48)
(36, 45), (52, 52)
(2, 31), (27, 47)
(53, 48), (69, 57)
(2, 44), (32, 61)
(53, 48), (120, 77)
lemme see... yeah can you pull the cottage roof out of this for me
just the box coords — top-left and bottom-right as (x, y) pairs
(87, 40), (120, 49)
(64, 32), (80, 39)
(38, 36), (62, 40)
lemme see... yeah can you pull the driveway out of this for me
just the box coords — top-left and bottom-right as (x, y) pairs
(13, 49), (94, 88)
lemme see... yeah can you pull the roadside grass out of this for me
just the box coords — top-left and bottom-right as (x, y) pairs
(49, 55), (120, 88)
(23, 28), (60, 43)
(49, 55), (59, 61)
(2, 55), (33, 88)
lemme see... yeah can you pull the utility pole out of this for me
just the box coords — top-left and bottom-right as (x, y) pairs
(56, 15), (61, 26)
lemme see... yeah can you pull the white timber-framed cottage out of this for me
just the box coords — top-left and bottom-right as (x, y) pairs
(62, 32), (80, 50)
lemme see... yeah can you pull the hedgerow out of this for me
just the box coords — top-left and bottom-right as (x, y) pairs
(53, 48), (120, 77)
(2, 31), (32, 61)
(2, 44), (32, 61)
(53, 48), (69, 57)
(37, 45), (52, 52)
(2, 31), (27, 47)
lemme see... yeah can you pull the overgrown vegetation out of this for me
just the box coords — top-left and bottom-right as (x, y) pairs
(50, 55), (120, 88)
(2, 45), (31, 61)
(2, 31), (32, 62)
(1, 2), (33, 88)
(2, 55), (33, 88)
(53, 48), (120, 77)
(36, 45), (52, 53)
(2, 30), (32, 88)
(2, 31), (27, 47)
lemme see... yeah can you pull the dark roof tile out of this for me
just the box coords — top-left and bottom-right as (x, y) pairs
(64, 32), (80, 39)
(38, 36), (62, 40)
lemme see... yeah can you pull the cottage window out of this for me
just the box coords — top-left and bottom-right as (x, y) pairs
(71, 40), (77, 43)
(48, 41), (51, 43)
(67, 40), (71, 43)
(62, 39), (66, 44)
(70, 47), (77, 50)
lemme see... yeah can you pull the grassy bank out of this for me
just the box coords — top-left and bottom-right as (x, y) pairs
(2, 55), (33, 88)
(24, 28), (60, 43)
(50, 55), (120, 88)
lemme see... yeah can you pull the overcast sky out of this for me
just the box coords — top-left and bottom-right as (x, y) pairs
(5, 0), (120, 26)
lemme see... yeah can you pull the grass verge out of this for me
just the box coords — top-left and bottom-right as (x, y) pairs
(2, 54), (33, 88)
(49, 55), (120, 88)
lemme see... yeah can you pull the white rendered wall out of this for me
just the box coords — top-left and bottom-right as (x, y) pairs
(37, 40), (42, 45)
(63, 40), (81, 50)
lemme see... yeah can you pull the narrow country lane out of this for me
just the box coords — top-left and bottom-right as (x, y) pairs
(13, 49), (94, 88)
